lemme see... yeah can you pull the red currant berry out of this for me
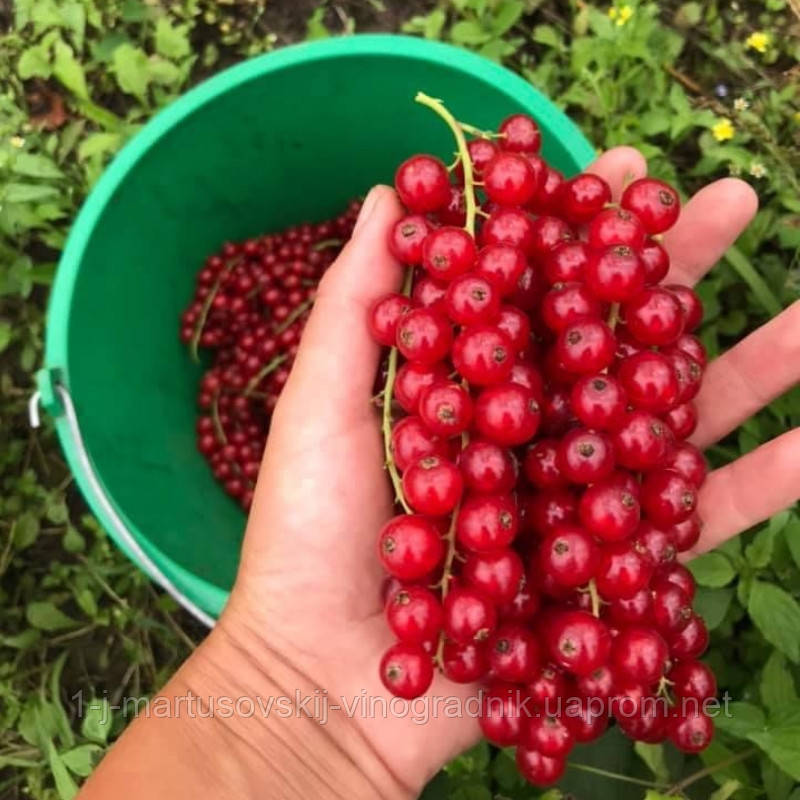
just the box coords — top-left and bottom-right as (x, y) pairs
(617, 351), (680, 413)
(608, 589), (653, 627)
(489, 623), (542, 683)
(529, 166), (565, 214)
(671, 514), (702, 553)
(544, 610), (611, 676)
(460, 440), (518, 494)
(510, 263), (544, 311)
(624, 287), (685, 346)
(499, 113), (542, 153)
(595, 541), (654, 600)
(438, 185), (467, 227)
(411, 275), (448, 313)
(633, 521), (677, 566)
(542, 282), (602, 333)
(499, 576), (540, 623)
(452, 325), (514, 386)
(639, 238), (670, 284)
(442, 640), (489, 683)
(563, 697), (609, 743)
(444, 587), (498, 645)
(524, 439), (566, 489)
(587, 207), (647, 250)
(653, 563), (696, 601)
(510, 359), (545, 399)
(463, 137), (499, 177)
(388, 215), (432, 265)
(640, 468), (697, 526)
(480, 208), (537, 256)
(557, 428), (615, 484)
(515, 746), (565, 787)
(522, 489), (578, 537)
(621, 178), (681, 234)
(419, 381), (474, 437)
(669, 660), (716, 702)
(668, 711), (713, 753)
(585, 245), (645, 303)
(457, 493), (519, 551)
(613, 411), (671, 471)
(474, 383), (541, 446)
(612, 626), (669, 684)
(403, 456), (463, 516)
(667, 284), (703, 332)
(480, 682), (529, 746)
(668, 613), (708, 660)
(422, 226), (478, 281)
(543, 241), (590, 284)
(496, 305), (531, 352)
(579, 479), (640, 542)
(555, 317), (616, 374)
(558, 174), (612, 224)
(380, 641), (433, 699)
(538, 525), (599, 588)
(666, 349), (703, 405)
(672, 333), (707, 367)
(530, 215), (575, 259)
(463, 549), (524, 603)
(444, 272), (500, 325)
(570, 374), (628, 431)
(528, 664), (568, 708)
(386, 585), (443, 643)
(395, 154), (451, 213)
(368, 293), (414, 346)
(391, 416), (447, 472)
(474, 244), (528, 296)
(652, 583), (693, 635)
(523, 714), (574, 759)
(484, 152), (539, 207)
(396, 308), (453, 365)
(394, 361), (450, 414)
(663, 402), (698, 440)
(576, 664), (615, 701)
(378, 515), (445, 580)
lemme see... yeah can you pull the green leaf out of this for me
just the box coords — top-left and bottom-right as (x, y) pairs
(402, 8), (446, 40)
(490, 0), (524, 36)
(0, 321), (13, 354)
(18, 42), (53, 79)
(53, 38), (89, 99)
(12, 153), (64, 179)
(643, 792), (674, 800)
(46, 740), (78, 800)
(63, 525), (86, 553)
(748, 709), (800, 781)
(700, 740), (755, 787)
(154, 18), (190, 59)
(689, 552), (736, 587)
(723, 245), (783, 317)
(3, 183), (60, 203)
(785, 518), (800, 571)
(450, 20), (492, 45)
(305, 7), (330, 40)
(61, 744), (103, 777)
(709, 781), (742, 800)
(81, 698), (111, 744)
(693, 587), (734, 630)
(112, 43), (151, 100)
(634, 742), (670, 782)
(715, 701), (766, 737)
(78, 132), (122, 161)
(761, 651), (798, 714)
(746, 516), (786, 568)
(26, 601), (78, 631)
(749, 581), (800, 663)
(50, 651), (75, 748)
(762, 755), (794, 800)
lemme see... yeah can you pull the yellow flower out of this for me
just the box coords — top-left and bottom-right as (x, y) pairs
(733, 97), (749, 112)
(9, 136), (25, 148)
(712, 118), (735, 142)
(794, 110), (800, 123)
(745, 31), (770, 53)
(749, 162), (767, 178)
(608, 5), (633, 26)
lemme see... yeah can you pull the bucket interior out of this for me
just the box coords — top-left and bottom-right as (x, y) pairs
(56, 39), (592, 604)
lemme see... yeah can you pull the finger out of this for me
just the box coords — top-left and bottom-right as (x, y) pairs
(691, 300), (800, 448)
(663, 178), (758, 285)
(585, 146), (647, 200)
(277, 186), (404, 422)
(686, 428), (800, 558)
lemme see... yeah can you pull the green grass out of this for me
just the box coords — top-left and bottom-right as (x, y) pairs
(1, 1), (799, 797)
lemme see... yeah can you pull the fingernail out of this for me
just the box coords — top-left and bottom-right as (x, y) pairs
(352, 186), (382, 235)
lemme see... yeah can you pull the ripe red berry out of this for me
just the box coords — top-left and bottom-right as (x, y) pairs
(498, 576), (540, 623)
(587, 207), (647, 250)
(463, 549), (524, 603)
(439, 185), (467, 227)
(442, 640), (489, 683)
(563, 697), (609, 743)
(663, 402), (698, 440)
(669, 660), (717, 702)
(668, 711), (713, 754)
(576, 664), (615, 701)
(585, 245), (645, 303)
(557, 428), (615, 484)
(378, 515), (445, 580)
(484, 152), (539, 207)
(385, 585), (444, 643)
(595, 541), (654, 600)
(555, 317), (616, 374)
(474, 382), (541, 446)
(444, 587), (498, 644)
(666, 349), (703, 404)
(558, 173), (612, 224)
(543, 241), (591, 284)
(544, 610), (611, 676)
(538, 524), (599, 588)
(667, 284), (703, 332)
(463, 137), (500, 177)
(611, 626), (669, 684)
(542, 282), (602, 333)
(529, 215), (575, 259)
(523, 488), (578, 537)
(515, 746), (565, 787)
(673, 333), (707, 367)
(396, 308), (453, 364)
(422, 226), (478, 281)
(640, 468), (697, 526)
(613, 411), (671, 471)
(380, 641), (434, 699)
(671, 514), (703, 553)
(668, 613), (709, 660)
(403, 456), (463, 516)
(530, 166), (565, 214)
(488, 623), (542, 683)
(368, 293), (414, 346)
(496, 305), (531, 352)
(480, 207), (537, 256)
(394, 361), (450, 414)
(388, 215), (432, 264)
(480, 682), (529, 746)
(391, 416), (447, 472)
(457, 493), (519, 551)
(524, 439), (566, 489)
(633, 521), (677, 566)
(639, 238), (670, 284)
(444, 272), (501, 325)
(460, 440), (518, 494)
(621, 178), (681, 234)
(529, 664), (568, 708)
(418, 381), (474, 437)
(579, 479), (640, 541)
(570, 374), (628, 431)
(474, 244), (528, 296)
(411, 275), (448, 313)
(617, 351), (680, 413)
(624, 287), (685, 346)
(452, 325), (514, 386)
(653, 563), (696, 601)
(499, 113), (542, 153)
(395, 154), (451, 213)
(523, 714), (574, 759)
(652, 583), (693, 634)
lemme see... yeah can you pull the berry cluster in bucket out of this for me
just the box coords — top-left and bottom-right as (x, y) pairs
(371, 94), (713, 787)
(180, 201), (362, 509)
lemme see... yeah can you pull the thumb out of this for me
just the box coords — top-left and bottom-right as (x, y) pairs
(274, 185), (405, 426)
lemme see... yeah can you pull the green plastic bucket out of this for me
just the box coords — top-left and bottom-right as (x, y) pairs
(37, 34), (595, 625)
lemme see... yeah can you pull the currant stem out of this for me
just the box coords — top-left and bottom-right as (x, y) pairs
(458, 121), (501, 140)
(274, 296), (314, 334)
(242, 353), (288, 397)
(567, 762), (667, 789)
(210, 391), (227, 445)
(668, 747), (757, 795)
(311, 238), (343, 252)
(588, 578), (601, 618)
(607, 302), (620, 331)
(414, 92), (477, 237)
(189, 256), (240, 363)
(382, 269), (414, 515)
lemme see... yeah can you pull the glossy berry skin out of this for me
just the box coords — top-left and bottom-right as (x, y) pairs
(452, 325), (514, 386)
(664, 402), (698, 440)
(617, 351), (680, 413)
(668, 712), (714, 754)
(499, 577), (540, 624)
(556, 317), (616, 374)
(484, 152), (539, 207)
(530, 166), (565, 213)
(559, 173), (612, 224)
(542, 282), (602, 333)
(474, 382), (541, 446)
(621, 178), (681, 234)
(394, 361), (451, 414)
(544, 241), (590, 284)
(528, 664), (568, 708)
(673, 333), (707, 367)
(380, 642), (434, 699)
(653, 563), (696, 601)
(390, 416), (447, 472)
(557, 428), (615, 484)
(524, 714), (574, 759)
(669, 660), (717, 702)
(422, 226), (478, 281)
(463, 549), (524, 603)
(529, 216), (575, 259)
(611, 626), (669, 684)
(668, 285), (704, 332)
(396, 308), (453, 365)
(640, 469), (697, 526)
(460, 440), (517, 494)
(480, 683), (528, 746)
(439, 185), (467, 227)
(608, 589), (653, 627)
(378, 515), (444, 580)
(442, 641), (489, 683)
(570, 374), (627, 431)
(511, 360), (545, 399)
(388, 215), (432, 265)
(496, 305), (531, 353)
(624, 287), (685, 346)
(523, 488), (578, 537)
(613, 411), (671, 471)
(671, 514), (702, 553)
(538, 524), (599, 588)
(368, 293), (414, 346)
(499, 113), (542, 153)
(639, 238), (670, 284)
(475, 244), (527, 296)
(385, 585), (444, 643)
(587, 207), (647, 250)
(633, 522), (677, 566)
(395, 154), (451, 213)
(510, 263), (543, 311)
(457, 493), (519, 551)
(667, 349), (703, 404)
(545, 610), (611, 676)
(524, 439), (566, 489)
(418, 381), (474, 437)
(516, 746), (565, 787)
(563, 698), (609, 743)
(652, 583), (693, 634)
(445, 273), (500, 325)
(595, 541), (654, 600)
(669, 613), (709, 660)
(576, 664), (615, 701)
(488, 623), (541, 683)
(444, 587), (498, 645)
(402, 456), (463, 516)
(464, 137), (500, 176)
(579, 479), (640, 541)
(585, 245), (645, 303)
(411, 275), (448, 313)
(480, 208), (537, 256)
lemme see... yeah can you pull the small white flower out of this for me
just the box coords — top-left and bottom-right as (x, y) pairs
(749, 162), (767, 178)
(9, 135), (25, 148)
(733, 97), (750, 112)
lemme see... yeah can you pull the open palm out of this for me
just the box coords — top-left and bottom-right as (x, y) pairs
(224, 147), (800, 796)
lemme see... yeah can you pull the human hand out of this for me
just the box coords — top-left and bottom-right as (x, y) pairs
(220, 146), (799, 795)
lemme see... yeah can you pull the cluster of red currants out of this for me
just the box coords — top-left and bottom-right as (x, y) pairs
(369, 99), (715, 787)
(180, 201), (361, 508)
